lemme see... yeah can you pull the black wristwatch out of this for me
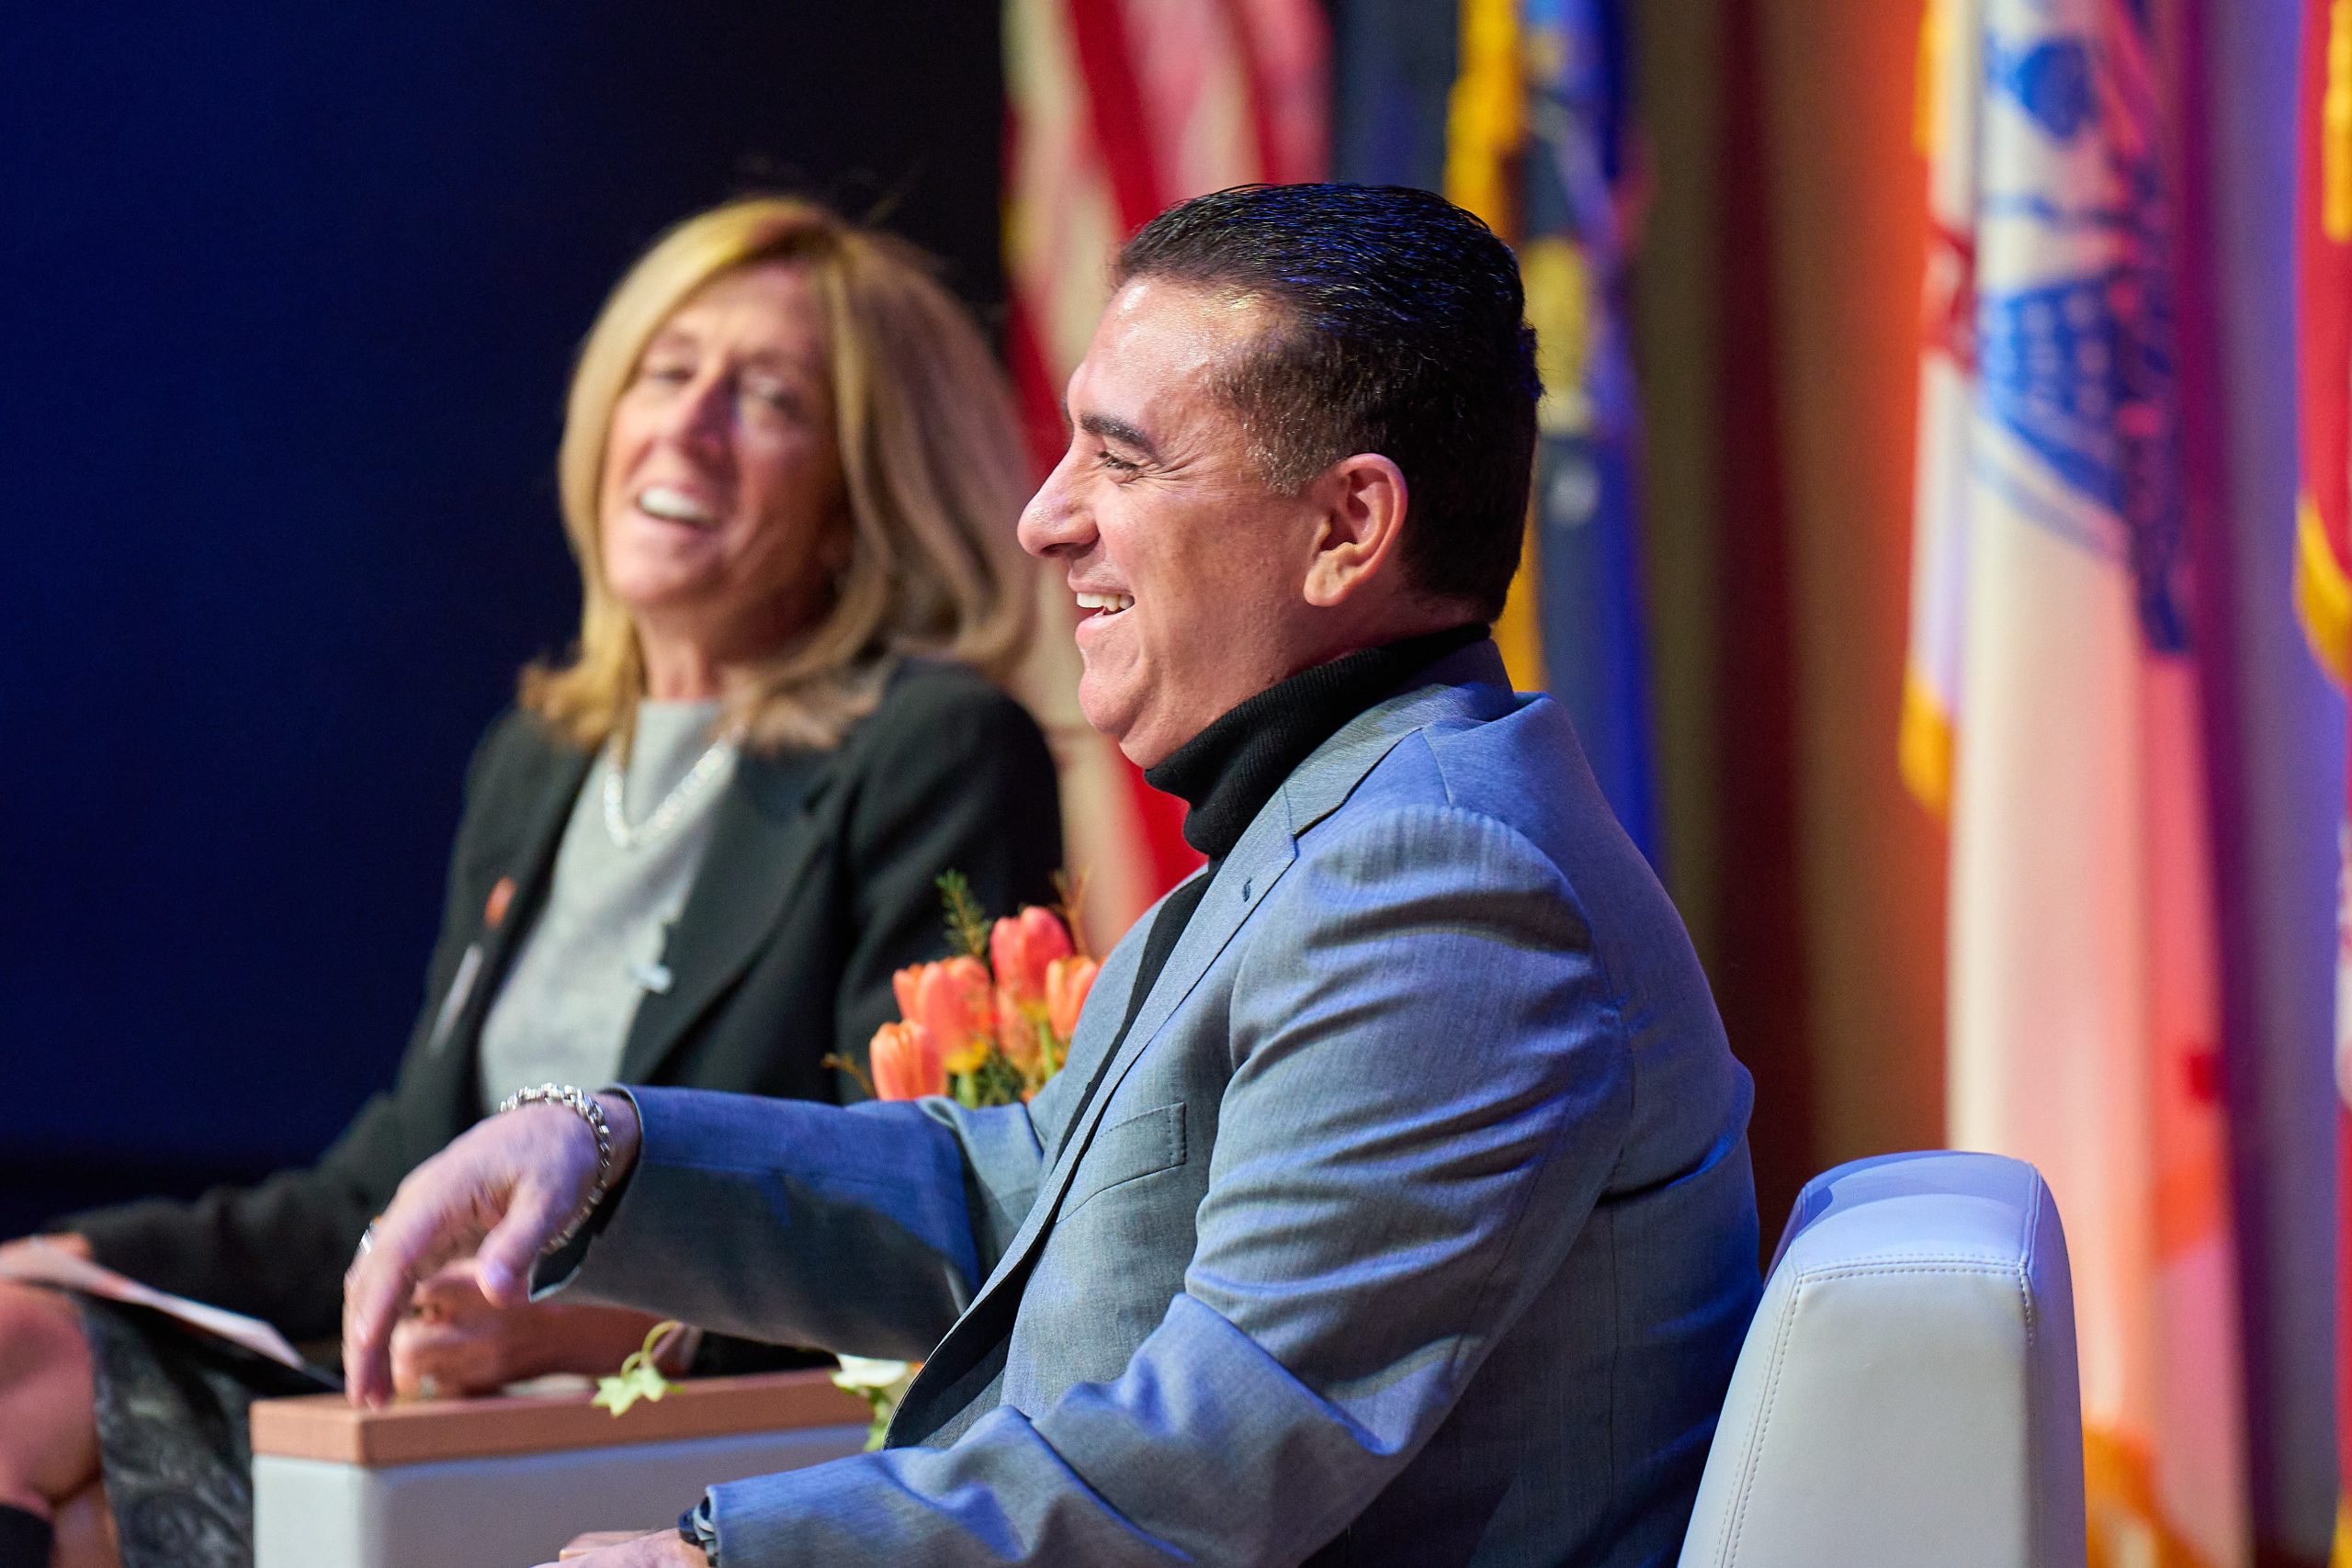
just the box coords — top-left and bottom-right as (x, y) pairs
(678, 1495), (720, 1564)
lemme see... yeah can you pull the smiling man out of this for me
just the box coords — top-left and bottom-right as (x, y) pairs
(343, 184), (1760, 1568)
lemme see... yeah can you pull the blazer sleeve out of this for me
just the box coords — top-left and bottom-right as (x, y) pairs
(692, 804), (1637, 1567)
(555, 1089), (1048, 1362)
(59, 716), (526, 1339)
(827, 668), (1064, 1089)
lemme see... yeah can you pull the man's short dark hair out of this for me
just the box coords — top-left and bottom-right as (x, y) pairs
(1115, 183), (1538, 621)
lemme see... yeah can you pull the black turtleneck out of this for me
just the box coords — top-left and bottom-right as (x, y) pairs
(1144, 620), (1491, 860)
(1057, 622), (1489, 1142)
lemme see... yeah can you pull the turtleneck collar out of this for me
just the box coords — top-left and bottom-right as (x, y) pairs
(1143, 622), (1490, 860)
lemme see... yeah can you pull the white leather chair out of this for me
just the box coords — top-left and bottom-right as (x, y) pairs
(1679, 1150), (2087, 1568)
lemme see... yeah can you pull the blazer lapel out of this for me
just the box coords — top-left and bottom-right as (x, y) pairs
(475, 752), (592, 984)
(1046, 831), (1290, 1171)
(888, 823), (1292, 1445)
(414, 742), (592, 1129)
(893, 649), (1519, 1444)
(612, 743), (834, 1085)
(1037, 648), (1510, 1167)
(1025, 649), (1514, 1176)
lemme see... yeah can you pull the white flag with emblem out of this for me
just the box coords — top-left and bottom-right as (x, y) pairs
(1907, 2), (2248, 1562)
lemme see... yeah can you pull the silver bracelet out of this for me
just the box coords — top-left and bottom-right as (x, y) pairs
(496, 1083), (616, 1252)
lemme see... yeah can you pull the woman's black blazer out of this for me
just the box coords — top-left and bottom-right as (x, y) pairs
(66, 659), (1064, 1343)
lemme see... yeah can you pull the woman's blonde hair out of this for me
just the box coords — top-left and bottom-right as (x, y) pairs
(522, 197), (1035, 751)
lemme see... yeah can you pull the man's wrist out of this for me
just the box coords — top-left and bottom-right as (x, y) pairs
(496, 1085), (637, 1251)
(592, 1089), (643, 1181)
(677, 1495), (719, 1564)
(566, 1090), (645, 1251)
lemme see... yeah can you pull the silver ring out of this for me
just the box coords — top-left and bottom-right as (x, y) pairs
(356, 1224), (375, 1258)
(416, 1373), (440, 1400)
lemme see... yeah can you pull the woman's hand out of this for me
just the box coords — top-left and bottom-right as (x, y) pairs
(548, 1529), (707, 1564)
(0, 1234), (92, 1268)
(390, 1261), (685, 1399)
(343, 1092), (641, 1408)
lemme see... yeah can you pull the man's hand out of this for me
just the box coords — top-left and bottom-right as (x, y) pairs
(343, 1092), (640, 1408)
(548, 1529), (707, 1564)
(390, 1260), (683, 1399)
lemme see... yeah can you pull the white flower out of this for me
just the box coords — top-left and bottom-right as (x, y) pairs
(830, 1355), (915, 1393)
(831, 1356), (919, 1451)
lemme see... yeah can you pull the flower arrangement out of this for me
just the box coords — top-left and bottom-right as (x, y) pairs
(866, 873), (1099, 1110)
(829, 874), (1098, 1442)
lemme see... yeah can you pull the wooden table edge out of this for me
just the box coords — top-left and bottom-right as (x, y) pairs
(250, 1369), (869, 1466)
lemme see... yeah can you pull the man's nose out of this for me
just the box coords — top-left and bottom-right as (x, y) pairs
(1016, 453), (1092, 559)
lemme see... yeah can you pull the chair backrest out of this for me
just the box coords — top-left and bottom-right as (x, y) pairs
(1678, 1151), (2086, 1568)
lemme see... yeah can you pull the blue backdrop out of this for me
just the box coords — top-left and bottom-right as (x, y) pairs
(0, 4), (1003, 1232)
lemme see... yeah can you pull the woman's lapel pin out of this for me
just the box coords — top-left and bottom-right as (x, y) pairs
(484, 875), (517, 931)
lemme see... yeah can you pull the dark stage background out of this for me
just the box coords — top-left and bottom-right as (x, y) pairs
(0, 5), (1004, 1233)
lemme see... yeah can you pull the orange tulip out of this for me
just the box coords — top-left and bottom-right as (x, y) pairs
(869, 1021), (944, 1100)
(912, 955), (995, 1075)
(891, 964), (924, 1020)
(989, 907), (1074, 1007)
(1044, 954), (1100, 1043)
(994, 985), (1041, 1072)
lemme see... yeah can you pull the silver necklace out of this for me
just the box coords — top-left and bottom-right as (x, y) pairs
(602, 728), (741, 851)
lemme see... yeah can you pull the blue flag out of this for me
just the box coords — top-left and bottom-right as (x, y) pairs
(1520, 0), (1660, 866)
(1331, 0), (1456, 191)
(1334, 0), (1661, 867)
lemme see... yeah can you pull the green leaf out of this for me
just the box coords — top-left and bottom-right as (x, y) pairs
(593, 1320), (684, 1416)
(966, 1052), (1028, 1109)
(591, 1361), (672, 1417)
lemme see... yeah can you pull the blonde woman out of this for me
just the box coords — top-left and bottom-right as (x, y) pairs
(0, 197), (1063, 1568)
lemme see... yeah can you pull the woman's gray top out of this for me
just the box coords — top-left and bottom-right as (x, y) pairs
(475, 698), (734, 1108)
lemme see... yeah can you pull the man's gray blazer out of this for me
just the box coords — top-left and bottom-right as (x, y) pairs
(570, 641), (1761, 1567)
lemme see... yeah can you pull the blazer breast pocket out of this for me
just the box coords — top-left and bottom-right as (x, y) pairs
(1060, 1102), (1188, 1221)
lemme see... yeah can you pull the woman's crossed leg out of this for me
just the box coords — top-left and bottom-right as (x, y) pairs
(0, 1278), (115, 1568)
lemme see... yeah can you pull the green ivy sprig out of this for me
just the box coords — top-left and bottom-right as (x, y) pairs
(594, 1319), (684, 1416)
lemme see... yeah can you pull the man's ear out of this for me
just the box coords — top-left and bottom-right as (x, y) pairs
(1302, 454), (1409, 608)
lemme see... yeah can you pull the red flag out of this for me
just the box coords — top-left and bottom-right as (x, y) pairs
(2299, 0), (2352, 693)
(2294, 3), (2352, 1561)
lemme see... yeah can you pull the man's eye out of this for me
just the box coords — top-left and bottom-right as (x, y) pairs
(1096, 448), (1140, 474)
